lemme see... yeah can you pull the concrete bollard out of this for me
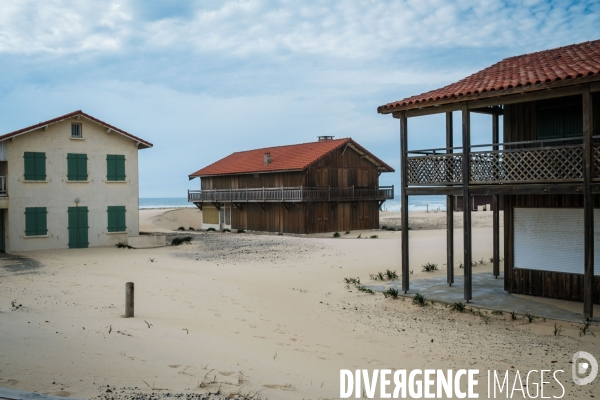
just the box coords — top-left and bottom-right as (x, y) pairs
(125, 282), (134, 318)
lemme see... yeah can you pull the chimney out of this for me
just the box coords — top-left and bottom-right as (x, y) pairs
(318, 136), (334, 142)
(263, 152), (272, 165)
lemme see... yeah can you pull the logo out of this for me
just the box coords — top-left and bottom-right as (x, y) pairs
(572, 351), (598, 386)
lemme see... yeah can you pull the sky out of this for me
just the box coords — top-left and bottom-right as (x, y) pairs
(0, 0), (598, 197)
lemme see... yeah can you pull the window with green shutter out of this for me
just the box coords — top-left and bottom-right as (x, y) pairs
(25, 207), (48, 236)
(106, 155), (126, 181)
(67, 153), (88, 181)
(24, 152), (46, 181)
(107, 206), (126, 232)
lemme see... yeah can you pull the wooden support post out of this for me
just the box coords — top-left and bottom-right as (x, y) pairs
(125, 282), (134, 318)
(492, 112), (500, 279)
(462, 104), (472, 301)
(493, 195), (500, 278)
(446, 111), (454, 285)
(400, 111), (410, 293)
(582, 86), (594, 320)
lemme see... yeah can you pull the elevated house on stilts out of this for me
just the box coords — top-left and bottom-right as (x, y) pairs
(378, 39), (600, 319)
(188, 137), (394, 234)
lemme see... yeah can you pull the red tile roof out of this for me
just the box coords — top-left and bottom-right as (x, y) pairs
(0, 110), (153, 149)
(378, 39), (600, 113)
(189, 138), (394, 178)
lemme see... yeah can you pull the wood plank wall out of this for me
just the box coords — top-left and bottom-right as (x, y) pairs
(503, 96), (600, 303)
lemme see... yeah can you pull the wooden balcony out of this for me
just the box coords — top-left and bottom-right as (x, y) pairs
(188, 186), (394, 203)
(405, 137), (600, 195)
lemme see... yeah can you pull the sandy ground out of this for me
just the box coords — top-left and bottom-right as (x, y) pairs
(0, 210), (597, 399)
(139, 208), (202, 233)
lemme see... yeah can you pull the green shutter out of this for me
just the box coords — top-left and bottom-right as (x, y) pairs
(68, 207), (78, 248)
(37, 208), (48, 235)
(25, 207), (47, 236)
(24, 152), (46, 180)
(34, 152), (46, 180)
(78, 208), (89, 248)
(24, 153), (35, 180)
(107, 155), (125, 181)
(68, 154), (87, 181)
(108, 206), (126, 232)
(68, 207), (89, 248)
(67, 154), (76, 180)
(116, 156), (126, 180)
(107, 155), (116, 180)
(78, 154), (88, 180)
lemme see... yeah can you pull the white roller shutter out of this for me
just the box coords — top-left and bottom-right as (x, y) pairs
(514, 208), (599, 276)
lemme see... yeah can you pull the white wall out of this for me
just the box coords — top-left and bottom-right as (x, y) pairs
(514, 208), (600, 276)
(5, 117), (143, 252)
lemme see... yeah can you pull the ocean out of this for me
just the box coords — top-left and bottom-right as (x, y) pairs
(139, 196), (447, 212)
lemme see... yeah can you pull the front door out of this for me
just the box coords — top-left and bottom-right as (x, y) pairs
(68, 206), (89, 249)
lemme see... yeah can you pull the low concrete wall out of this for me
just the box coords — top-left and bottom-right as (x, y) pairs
(128, 234), (166, 248)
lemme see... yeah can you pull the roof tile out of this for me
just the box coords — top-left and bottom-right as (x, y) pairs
(378, 39), (600, 112)
(189, 138), (394, 177)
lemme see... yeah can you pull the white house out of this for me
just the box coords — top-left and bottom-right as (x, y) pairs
(0, 110), (152, 252)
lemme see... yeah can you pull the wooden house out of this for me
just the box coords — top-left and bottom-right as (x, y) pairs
(188, 137), (394, 234)
(378, 39), (600, 319)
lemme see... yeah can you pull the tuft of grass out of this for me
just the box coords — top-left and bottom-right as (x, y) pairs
(344, 277), (361, 285)
(383, 288), (399, 299)
(412, 293), (428, 306)
(451, 301), (466, 312)
(526, 313), (537, 323)
(410, 270), (414, 275)
(510, 310), (517, 321)
(333, 232), (341, 238)
(421, 262), (438, 272)
(458, 261), (464, 269)
(370, 235), (378, 239)
(554, 323), (563, 336)
(579, 320), (595, 337)
(356, 233), (362, 238)
(222, 228), (231, 233)
(385, 269), (398, 280)
(278, 232), (283, 236)
(356, 285), (375, 295)
(178, 226), (185, 231)
(206, 227), (216, 232)
(489, 257), (495, 263)
(171, 236), (192, 246)
(345, 231), (350, 235)
(369, 270), (398, 281)
(491, 310), (503, 316)
(480, 315), (491, 324)
(478, 258), (485, 265)
(116, 242), (134, 249)
(237, 229), (245, 233)
(381, 225), (388, 230)
(189, 227), (195, 231)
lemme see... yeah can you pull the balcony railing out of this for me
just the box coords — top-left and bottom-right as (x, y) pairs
(188, 186), (394, 203)
(406, 137), (598, 186)
(0, 176), (6, 196)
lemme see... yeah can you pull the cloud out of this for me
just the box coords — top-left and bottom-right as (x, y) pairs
(0, 0), (597, 196)
(1, 1), (598, 58)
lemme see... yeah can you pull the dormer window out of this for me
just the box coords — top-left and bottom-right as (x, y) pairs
(71, 123), (83, 139)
